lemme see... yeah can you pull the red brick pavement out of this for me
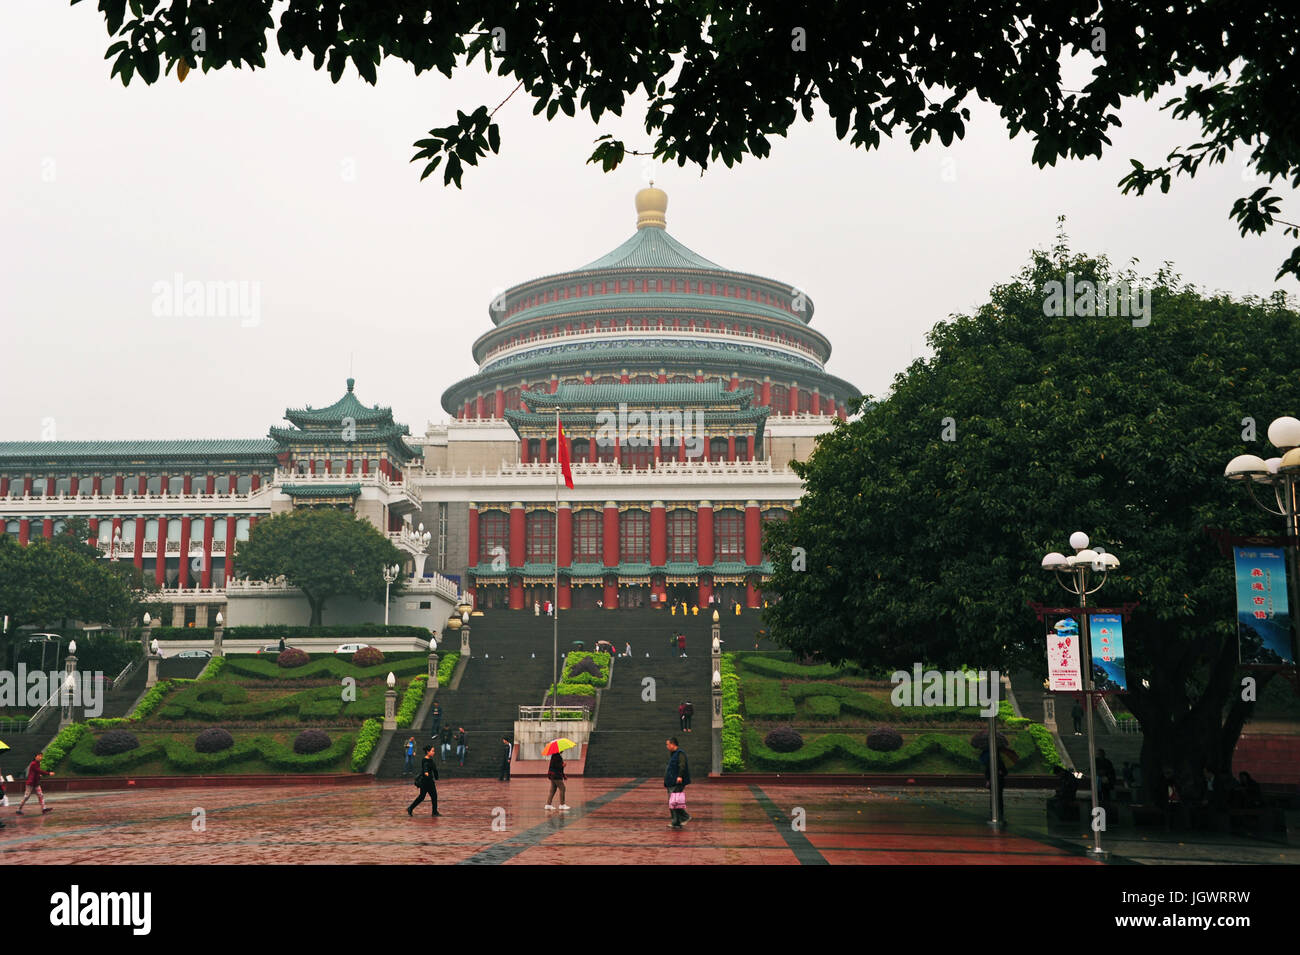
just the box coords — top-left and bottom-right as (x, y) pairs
(0, 779), (1099, 865)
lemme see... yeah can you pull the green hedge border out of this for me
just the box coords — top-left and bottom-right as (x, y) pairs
(351, 719), (383, 772)
(64, 730), (356, 774)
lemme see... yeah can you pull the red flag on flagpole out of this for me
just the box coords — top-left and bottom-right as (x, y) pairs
(557, 418), (574, 489)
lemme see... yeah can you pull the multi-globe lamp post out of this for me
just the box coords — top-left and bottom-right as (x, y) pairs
(1224, 415), (1300, 661)
(1041, 532), (1120, 859)
(382, 563), (401, 627)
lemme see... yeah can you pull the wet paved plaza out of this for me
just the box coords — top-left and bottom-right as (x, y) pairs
(0, 779), (1098, 865)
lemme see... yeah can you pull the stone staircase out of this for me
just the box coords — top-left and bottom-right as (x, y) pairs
(1009, 670), (1144, 774)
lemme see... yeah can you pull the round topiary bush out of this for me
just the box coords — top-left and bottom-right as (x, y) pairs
(93, 729), (140, 756)
(969, 731), (1010, 751)
(351, 646), (384, 667)
(195, 728), (235, 753)
(866, 726), (903, 752)
(277, 648), (310, 668)
(293, 729), (332, 754)
(764, 726), (804, 752)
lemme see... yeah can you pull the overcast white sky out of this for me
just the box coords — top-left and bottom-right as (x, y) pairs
(2, 2), (1295, 442)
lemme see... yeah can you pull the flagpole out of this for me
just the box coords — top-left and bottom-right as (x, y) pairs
(553, 408), (559, 729)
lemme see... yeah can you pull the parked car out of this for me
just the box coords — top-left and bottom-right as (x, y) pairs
(176, 649), (212, 659)
(334, 643), (372, 655)
(256, 644), (296, 656)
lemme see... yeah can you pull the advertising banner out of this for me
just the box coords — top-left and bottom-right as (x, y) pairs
(1234, 547), (1295, 666)
(1046, 615), (1083, 691)
(1088, 612), (1127, 692)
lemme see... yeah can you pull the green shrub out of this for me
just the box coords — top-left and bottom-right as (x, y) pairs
(277, 648), (310, 668)
(720, 654), (745, 772)
(197, 656), (227, 681)
(741, 678), (796, 720)
(866, 726), (903, 751)
(68, 735), (165, 773)
(1026, 723), (1063, 769)
(744, 727), (984, 772)
(436, 652), (459, 687)
(351, 719), (383, 771)
(804, 695), (842, 721)
(43, 722), (91, 770)
(222, 654), (427, 682)
(737, 654), (864, 680)
(195, 728), (235, 752)
(93, 730), (141, 756)
(352, 646), (385, 667)
(293, 729), (332, 754)
(561, 651), (610, 687)
(764, 726), (804, 752)
(131, 679), (183, 720)
(396, 675), (427, 728)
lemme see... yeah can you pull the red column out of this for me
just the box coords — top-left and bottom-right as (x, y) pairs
(557, 503), (572, 568)
(650, 501), (666, 566)
(249, 515), (257, 532)
(539, 437), (550, 465)
(228, 473), (237, 493)
(250, 473), (260, 491)
(495, 386), (504, 419)
(92, 476), (103, 496)
(0, 477), (7, 496)
(730, 372), (739, 391)
(697, 501), (714, 569)
(181, 474), (191, 495)
(788, 382), (800, 415)
(88, 518), (100, 546)
(550, 376), (558, 394)
(653, 437), (662, 466)
(379, 459), (391, 478)
(583, 371), (593, 385)
(468, 504), (479, 568)
(201, 517), (214, 588)
(22, 476), (32, 496)
(69, 476), (79, 496)
(159, 473), (169, 495)
(179, 517), (192, 588)
(602, 501), (618, 567)
(204, 474), (214, 495)
(345, 459), (354, 475)
(46, 477), (55, 496)
(138, 474), (148, 495)
(42, 518), (53, 539)
(695, 370), (704, 383)
(727, 435), (736, 461)
(508, 503), (525, 568)
(613, 434), (621, 467)
(811, 389), (821, 415)
(475, 393), (486, 418)
(155, 518), (167, 586)
(224, 516), (236, 583)
(603, 576), (618, 609)
(698, 576), (713, 610)
(761, 378), (771, 408)
(362, 458), (370, 475)
(744, 501), (761, 566)
(309, 458), (317, 475)
(19, 519), (30, 544)
(620, 369), (629, 384)
(558, 580), (571, 611)
(521, 439), (531, 464)
(677, 439), (686, 463)
(701, 433), (710, 462)
(133, 518), (144, 568)
(657, 368), (667, 384)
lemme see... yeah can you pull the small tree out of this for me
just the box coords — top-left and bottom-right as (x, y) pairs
(234, 509), (405, 626)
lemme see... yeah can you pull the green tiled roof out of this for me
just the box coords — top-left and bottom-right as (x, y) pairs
(467, 560), (771, 579)
(280, 483), (361, 498)
(0, 439), (279, 461)
(494, 294), (813, 333)
(577, 227), (725, 273)
(283, 379), (397, 427)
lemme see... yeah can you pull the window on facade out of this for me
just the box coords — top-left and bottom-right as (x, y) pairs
(236, 518), (251, 541)
(594, 435), (616, 464)
(667, 509), (696, 561)
(437, 502), (448, 571)
(167, 518), (182, 541)
(709, 437), (729, 460)
(28, 479), (43, 497)
(145, 475), (160, 494)
(297, 460), (308, 475)
(120, 518), (137, 543)
(478, 511), (509, 564)
(210, 519), (226, 543)
(237, 474), (253, 493)
(98, 522), (112, 543)
(714, 510), (744, 561)
(770, 384), (789, 411)
(797, 390), (813, 414)
(144, 519), (160, 542)
(762, 508), (791, 523)
(572, 510), (602, 562)
(570, 438), (590, 464)
(79, 476), (95, 496)
(619, 510), (649, 562)
(623, 441), (652, 471)
(52, 519), (67, 536)
(504, 387), (521, 411)
(54, 476), (71, 496)
(5, 520), (20, 536)
(525, 511), (555, 561)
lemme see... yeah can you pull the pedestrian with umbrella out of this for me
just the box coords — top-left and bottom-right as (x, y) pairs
(543, 738), (573, 811)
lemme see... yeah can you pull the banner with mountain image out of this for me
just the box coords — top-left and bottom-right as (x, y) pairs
(1087, 613), (1128, 692)
(1234, 546), (1294, 666)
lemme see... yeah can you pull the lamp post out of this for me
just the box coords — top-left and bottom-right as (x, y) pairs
(410, 522), (432, 580)
(1042, 531), (1120, 858)
(384, 671), (397, 730)
(213, 611), (224, 658)
(59, 639), (78, 728)
(383, 563), (400, 627)
(711, 615), (723, 774)
(456, 603), (473, 656)
(147, 637), (162, 688)
(1224, 415), (1300, 660)
(142, 612), (153, 658)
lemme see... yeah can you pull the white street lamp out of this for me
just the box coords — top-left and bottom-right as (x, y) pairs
(1042, 530), (1120, 859)
(383, 563), (400, 626)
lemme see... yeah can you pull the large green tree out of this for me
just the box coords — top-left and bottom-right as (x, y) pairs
(763, 239), (1300, 804)
(75, 1), (1300, 278)
(234, 508), (406, 626)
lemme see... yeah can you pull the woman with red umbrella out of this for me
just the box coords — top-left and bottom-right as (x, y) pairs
(544, 738), (573, 811)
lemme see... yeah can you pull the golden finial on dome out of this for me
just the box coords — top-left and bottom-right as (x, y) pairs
(635, 184), (667, 230)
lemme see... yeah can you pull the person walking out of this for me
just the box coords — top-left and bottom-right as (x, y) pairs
(407, 746), (441, 817)
(1071, 701), (1084, 735)
(665, 738), (691, 828)
(677, 633), (687, 657)
(682, 701), (694, 733)
(499, 736), (513, 781)
(624, 641), (632, 659)
(440, 725), (453, 762)
(678, 702), (687, 731)
(403, 736), (417, 775)
(455, 727), (468, 766)
(16, 753), (54, 815)
(545, 750), (570, 811)
(429, 702), (442, 737)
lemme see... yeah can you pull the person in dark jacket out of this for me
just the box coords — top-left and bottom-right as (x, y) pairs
(665, 738), (690, 828)
(407, 747), (441, 817)
(429, 702), (442, 737)
(545, 751), (569, 810)
(439, 725), (453, 762)
(499, 736), (513, 781)
(455, 727), (468, 766)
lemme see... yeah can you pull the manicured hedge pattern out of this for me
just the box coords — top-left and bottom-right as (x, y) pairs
(294, 729), (332, 754)
(764, 726), (804, 752)
(195, 728), (235, 753)
(155, 680), (387, 722)
(720, 654), (744, 772)
(92, 730), (140, 756)
(436, 652), (459, 687)
(561, 651), (610, 687)
(744, 726), (1047, 772)
(396, 675), (427, 729)
(221, 654), (428, 682)
(150, 624), (433, 641)
(43, 722), (91, 770)
(66, 730), (356, 773)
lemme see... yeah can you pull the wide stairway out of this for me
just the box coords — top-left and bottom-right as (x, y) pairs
(1009, 670), (1144, 773)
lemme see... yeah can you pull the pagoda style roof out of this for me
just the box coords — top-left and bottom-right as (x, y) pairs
(527, 381), (754, 409)
(0, 439), (278, 464)
(283, 378), (397, 428)
(273, 379), (418, 462)
(280, 483), (362, 498)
